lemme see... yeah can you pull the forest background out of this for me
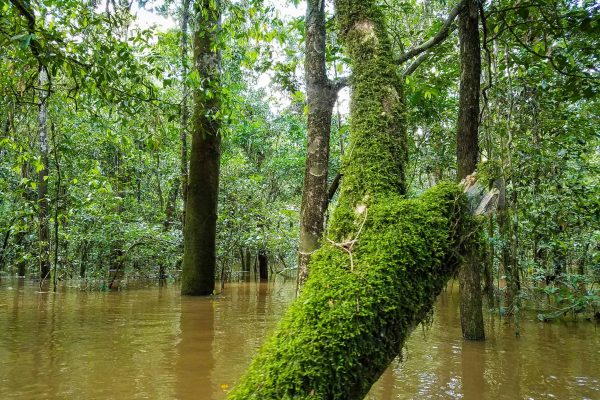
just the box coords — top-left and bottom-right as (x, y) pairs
(0, 0), (598, 322)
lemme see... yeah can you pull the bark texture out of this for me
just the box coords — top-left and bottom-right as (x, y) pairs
(227, 2), (474, 398)
(457, 0), (485, 340)
(456, 0), (481, 180)
(181, 0), (221, 296)
(297, 0), (337, 290)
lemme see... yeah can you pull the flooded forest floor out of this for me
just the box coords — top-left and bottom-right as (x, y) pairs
(0, 279), (598, 399)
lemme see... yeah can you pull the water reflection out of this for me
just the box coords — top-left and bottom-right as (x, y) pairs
(0, 280), (598, 400)
(176, 296), (215, 400)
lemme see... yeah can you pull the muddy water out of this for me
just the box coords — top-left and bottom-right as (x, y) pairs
(0, 279), (598, 399)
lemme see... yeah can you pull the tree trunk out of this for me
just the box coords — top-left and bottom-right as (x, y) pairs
(16, 162), (28, 278)
(457, 0), (485, 340)
(163, 177), (179, 230)
(297, 0), (337, 291)
(79, 241), (88, 279)
(180, 0), (191, 232)
(456, 1), (480, 180)
(181, 0), (221, 296)
(327, 0), (408, 240)
(37, 67), (50, 282)
(258, 249), (268, 281)
(227, 2), (475, 399)
(241, 247), (251, 273)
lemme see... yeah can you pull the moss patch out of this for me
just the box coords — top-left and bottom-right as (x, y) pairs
(328, 0), (407, 241)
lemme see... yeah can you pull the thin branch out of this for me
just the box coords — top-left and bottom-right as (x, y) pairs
(402, 51), (430, 77)
(325, 172), (342, 207)
(397, 0), (465, 65)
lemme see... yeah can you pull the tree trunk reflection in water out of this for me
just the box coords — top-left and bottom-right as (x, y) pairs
(176, 296), (215, 400)
(461, 340), (487, 399)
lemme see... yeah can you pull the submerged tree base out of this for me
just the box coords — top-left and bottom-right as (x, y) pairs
(228, 183), (474, 400)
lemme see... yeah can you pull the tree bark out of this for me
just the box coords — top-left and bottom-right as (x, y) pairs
(456, 1), (481, 180)
(180, 0), (221, 296)
(37, 67), (50, 282)
(327, 0), (408, 241)
(0, 218), (15, 271)
(297, 0), (337, 291)
(457, 0), (485, 340)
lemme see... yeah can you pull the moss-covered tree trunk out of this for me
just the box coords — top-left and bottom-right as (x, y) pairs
(456, 0), (485, 340)
(228, 185), (470, 400)
(228, 2), (474, 399)
(297, 0), (337, 291)
(181, 0), (221, 296)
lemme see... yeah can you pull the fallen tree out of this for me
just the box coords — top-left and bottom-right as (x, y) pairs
(228, 1), (482, 399)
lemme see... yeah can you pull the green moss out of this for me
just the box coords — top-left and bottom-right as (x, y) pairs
(329, 0), (407, 241)
(227, 183), (472, 400)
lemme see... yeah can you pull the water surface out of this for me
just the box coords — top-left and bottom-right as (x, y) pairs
(0, 279), (598, 399)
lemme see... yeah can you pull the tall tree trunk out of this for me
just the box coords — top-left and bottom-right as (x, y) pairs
(457, 0), (485, 340)
(180, 0), (191, 232)
(228, 2), (477, 399)
(181, 0), (221, 296)
(37, 67), (50, 282)
(16, 162), (28, 278)
(297, 0), (337, 292)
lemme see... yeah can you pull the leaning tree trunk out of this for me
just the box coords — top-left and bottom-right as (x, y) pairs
(37, 66), (51, 282)
(228, 2), (476, 399)
(456, 0), (485, 340)
(180, 0), (221, 296)
(297, 0), (337, 291)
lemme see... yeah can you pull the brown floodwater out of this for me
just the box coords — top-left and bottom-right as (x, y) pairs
(0, 278), (598, 399)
